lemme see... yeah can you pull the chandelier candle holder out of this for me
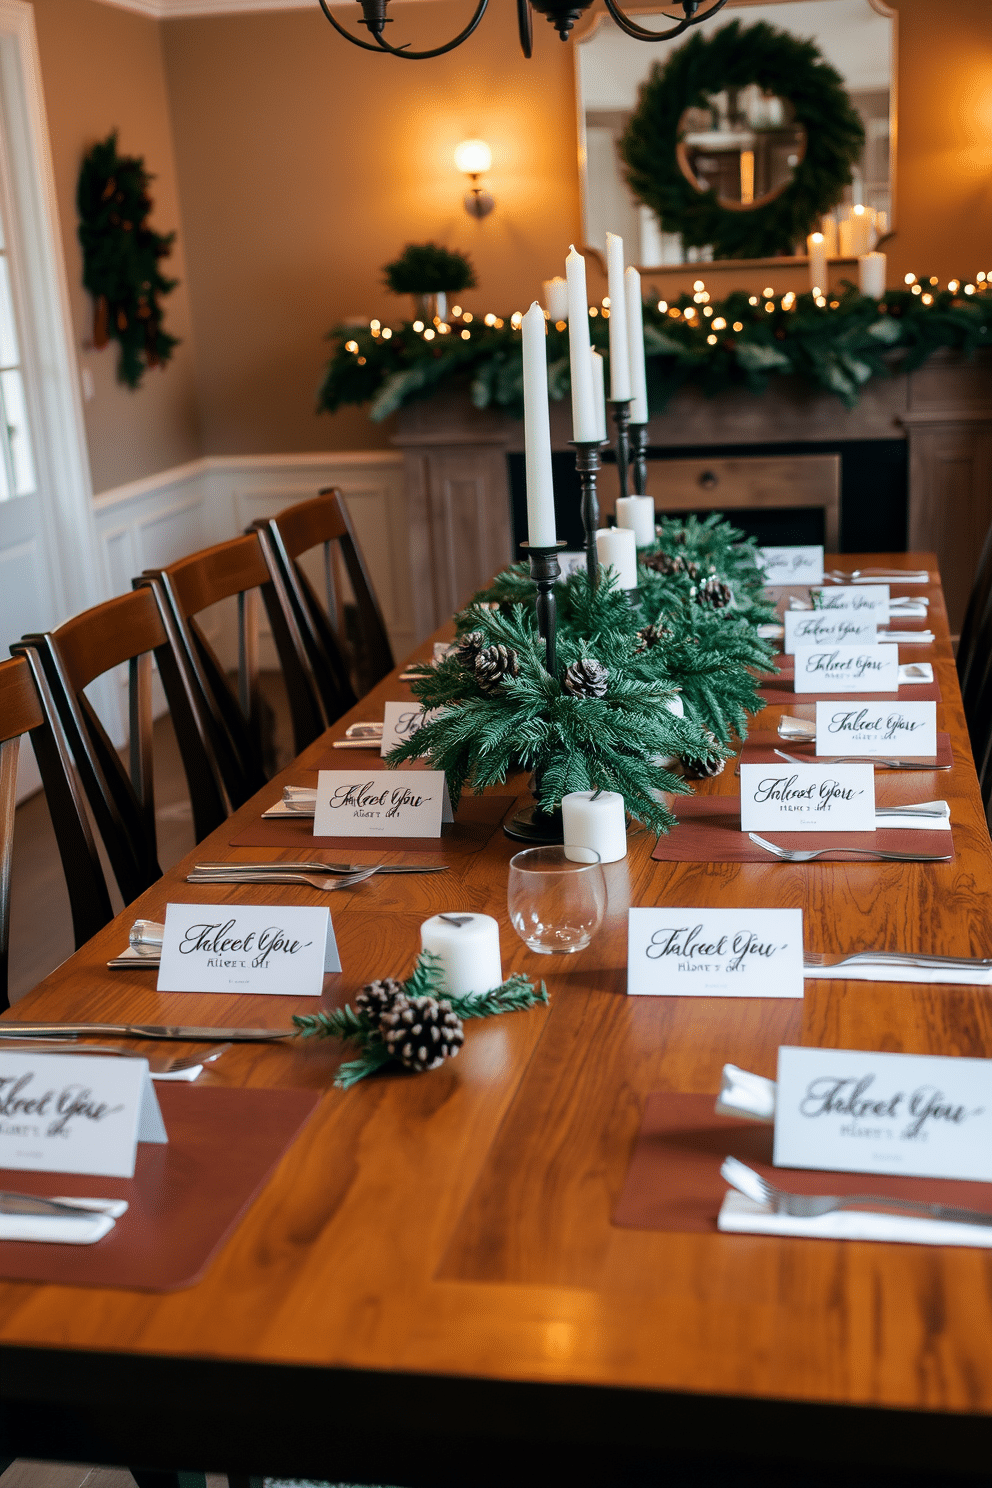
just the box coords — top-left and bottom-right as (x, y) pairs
(629, 424), (650, 499)
(571, 439), (607, 586)
(520, 541), (566, 677)
(610, 396), (633, 503)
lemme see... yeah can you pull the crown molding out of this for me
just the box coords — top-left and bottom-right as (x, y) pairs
(95, 0), (314, 18)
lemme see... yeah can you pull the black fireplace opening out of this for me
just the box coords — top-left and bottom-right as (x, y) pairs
(507, 439), (908, 557)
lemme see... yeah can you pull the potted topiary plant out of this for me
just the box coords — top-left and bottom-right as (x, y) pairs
(382, 242), (477, 324)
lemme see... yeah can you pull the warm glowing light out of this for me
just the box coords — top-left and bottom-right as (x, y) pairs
(748, 296), (759, 306)
(423, 328), (436, 340)
(712, 317), (726, 330)
(657, 300), (668, 313)
(732, 321), (744, 331)
(699, 291), (710, 303)
(706, 334), (718, 345)
(602, 308), (610, 318)
(484, 313), (497, 326)
(816, 296), (827, 307)
(978, 273), (987, 284)
(668, 307), (680, 318)
(811, 286), (822, 297)
(684, 306), (696, 318)
(904, 274), (916, 285)
(494, 317), (504, 328)
(965, 284), (976, 295)
(413, 320), (425, 332)
(912, 284), (922, 295)
(829, 300), (840, 309)
(438, 323), (451, 334)
(602, 296), (611, 308)
(693, 280), (705, 291)
(810, 232), (824, 245)
(555, 320), (566, 330)
(381, 327), (392, 339)
(454, 138), (492, 175)
(764, 301), (775, 313)
(703, 305), (713, 317)
(589, 306), (598, 316)
(356, 356), (366, 365)
(852, 204), (866, 217)
(929, 276), (938, 286)
(693, 292), (704, 303)
(345, 340), (359, 353)
(922, 293), (933, 305)
(463, 312), (473, 323)
(511, 311), (523, 328)
(762, 286), (774, 298)
(452, 305), (462, 317)
(949, 280), (960, 294)
(461, 329), (471, 340)
(370, 327), (380, 337)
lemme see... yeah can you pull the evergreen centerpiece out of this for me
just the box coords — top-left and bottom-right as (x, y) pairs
(383, 241), (476, 324)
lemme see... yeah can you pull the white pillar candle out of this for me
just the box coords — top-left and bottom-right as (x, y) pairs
(605, 232), (631, 400)
(521, 301), (557, 548)
(543, 276), (569, 323)
(807, 231), (827, 295)
(420, 913), (502, 996)
(566, 245), (597, 441)
(562, 790), (627, 864)
(859, 251), (887, 299)
(625, 266), (648, 424)
(590, 349), (607, 443)
(596, 526), (638, 589)
(615, 494), (655, 547)
(849, 204), (872, 257)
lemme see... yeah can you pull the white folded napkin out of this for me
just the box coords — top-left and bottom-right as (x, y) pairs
(715, 1063), (776, 1122)
(0, 1197), (127, 1246)
(879, 630), (936, 645)
(805, 959), (992, 985)
(841, 571), (930, 584)
(280, 786), (317, 815)
(757, 622), (785, 640)
(717, 1190), (992, 1247)
(890, 598), (929, 617)
(874, 799), (951, 831)
(899, 662), (933, 683)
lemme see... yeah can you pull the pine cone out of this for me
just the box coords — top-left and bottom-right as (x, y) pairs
(474, 644), (520, 694)
(562, 658), (609, 698)
(642, 551), (685, 577)
(379, 994), (465, 1072)
(693, 576), (734, 610)
(355, 977), (406, 1026)
(635, 620), (673, 652)
(681, 754), (727, 780)
(456, 630), (485, 668)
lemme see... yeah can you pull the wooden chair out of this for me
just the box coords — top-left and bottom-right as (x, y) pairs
(141, 531), (328, 789)
(0, 653), (122, 1008)
(251, 487), (394, 707)
(957, 518), (992, 692)
(14, 587), (228, 907)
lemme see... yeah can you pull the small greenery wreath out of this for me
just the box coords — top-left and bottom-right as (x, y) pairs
(383, 242), (476, 295)
(620, 19), (865, 260)
(76, 132), (179, 389)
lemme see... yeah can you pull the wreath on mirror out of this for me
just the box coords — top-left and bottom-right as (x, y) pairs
(619, 19), (866, 260)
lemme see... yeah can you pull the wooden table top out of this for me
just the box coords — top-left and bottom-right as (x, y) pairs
(2, 552), (992, 1481)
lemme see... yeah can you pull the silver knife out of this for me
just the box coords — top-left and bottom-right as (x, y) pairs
(0, 1023), (296, 1041)
(192, 861), (448, 874)
(0, 1191), (109, 1217)
(805, 951), (992, 971)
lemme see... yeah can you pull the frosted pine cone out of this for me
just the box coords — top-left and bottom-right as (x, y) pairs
(456, 630), (486, 668)
(642, 551), (685, 577)
(474, 643), (521, 694)
(354, 977), (406, 1027)
(635, 620), (673, 652)
(379, 994), (465, 1072)
(681, 731), (727, 779)
(562, 658), (609, 698)
(693, 575), (734, 610)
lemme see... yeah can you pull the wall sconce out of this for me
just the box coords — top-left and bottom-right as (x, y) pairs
(454, 139), (495, 219)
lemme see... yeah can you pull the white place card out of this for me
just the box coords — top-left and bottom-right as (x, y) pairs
(313, 769), (452, 838)
(627, 908), (804, 999)
(783, 610), (878, 654)
(380, 702), (437, 758)
(774, 1045), (992, 1182)
(811, 584), (889, 621)
(0, 1052), (167, 1178)
(793, 643), (900, 693)
(814, 701), (937, 757)
(758, 545), (824, 585)
(739, 762), (875, 832)
(157, 903), (339, 997)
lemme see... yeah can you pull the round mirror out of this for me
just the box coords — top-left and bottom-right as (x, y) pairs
(676, 87), (807, 212)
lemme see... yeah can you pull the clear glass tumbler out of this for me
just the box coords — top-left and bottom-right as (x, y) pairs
(507, 845), (607, 954)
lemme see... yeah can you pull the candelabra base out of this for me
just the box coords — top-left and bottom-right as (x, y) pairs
(503, 803), (565, 844)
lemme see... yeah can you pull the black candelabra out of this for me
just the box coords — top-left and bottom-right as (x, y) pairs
(571, 440), (606, 586)
(610, 398), (632, 503)
(504, 539), (567, 844)
(629, 422), (649, 498)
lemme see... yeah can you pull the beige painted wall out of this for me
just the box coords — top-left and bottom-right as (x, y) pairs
(160, 0), (582, 455)
(31, 0), (201, 494)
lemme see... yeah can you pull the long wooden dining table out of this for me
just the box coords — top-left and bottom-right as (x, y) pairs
(1, 551), (991, 1486)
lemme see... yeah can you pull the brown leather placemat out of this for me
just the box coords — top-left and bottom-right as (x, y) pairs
(613, 1092), (992, 1233)
(231, 791), (514, 855)
(738, 732), (953, 771)
(650, 795), (955, 863)
(0, 1085), (320, 1290)
(757, 657), (941, 704)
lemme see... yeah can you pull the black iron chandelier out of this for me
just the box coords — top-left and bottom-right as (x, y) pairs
(317, 0), (728, 60)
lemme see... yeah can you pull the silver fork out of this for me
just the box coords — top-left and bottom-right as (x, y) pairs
(721, 1156), (992, 1227)
(748, 833), (952, 863)
(824, 569), (930, 583)
(804, 950), (992, 971)
(186, 869), (377, 891)
(0, 1040), (232, 1072)
(773, 747), (947, 774)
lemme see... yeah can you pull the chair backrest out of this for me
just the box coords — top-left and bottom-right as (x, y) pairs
(142, 531), (328, 786)
(0, 651), (118, 1007)
(958, 518), (992, 692)
(252, 488), (394, 707)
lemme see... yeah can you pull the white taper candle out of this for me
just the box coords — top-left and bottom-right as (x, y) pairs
(625, 266), (648, 424)
(605, 232), (631, 400)
(566, 245), (597, 441)
(521, 301), (557, 547)
(590, 350), (607, 443)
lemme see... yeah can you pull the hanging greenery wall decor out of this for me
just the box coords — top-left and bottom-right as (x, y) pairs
(619, 20), (865, 260)
(77, 132), (179, 389)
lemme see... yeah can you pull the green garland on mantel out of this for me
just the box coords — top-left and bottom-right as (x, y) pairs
(318, 281), (992, 424)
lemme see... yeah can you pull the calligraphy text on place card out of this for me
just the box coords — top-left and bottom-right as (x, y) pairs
(739, 762), (875, 833)
(810, 584), (889, 620)
(380, 702), (440, 758)
(814, 701), (937, 757)
(758, 546), (824, 585)
(792, 643), (900, 694)
(627, 907), (803, 999)
(157, 903), (336, 995)
(783, 610), (879, 654)
(774, 1046), (992, 1182)
(313, 769), (452, 838)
